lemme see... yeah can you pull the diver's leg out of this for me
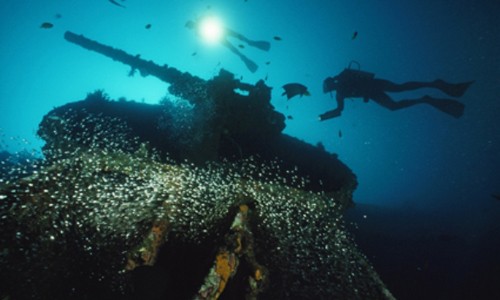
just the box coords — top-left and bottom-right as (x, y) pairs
(226, 29), (247, 41)
(371, 92), (424, 110)
(226, 28), (270, 51)
(222, 40), (258, 72)
(376, 79), (436, 92)
(372, 92), (464, 117)
(376, 79), (474, 97)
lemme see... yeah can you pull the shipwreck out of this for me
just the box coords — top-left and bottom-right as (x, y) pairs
(0, 31), (395, 299)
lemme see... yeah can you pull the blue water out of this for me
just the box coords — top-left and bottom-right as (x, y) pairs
(1, 0), (499, 299)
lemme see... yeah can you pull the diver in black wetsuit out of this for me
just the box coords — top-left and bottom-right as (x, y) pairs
(320, 62), (474, 120)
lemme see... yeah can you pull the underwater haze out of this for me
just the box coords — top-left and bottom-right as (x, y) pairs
(1, 0), (499, 299)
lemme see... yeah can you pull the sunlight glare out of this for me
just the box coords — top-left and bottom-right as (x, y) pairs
(199, 16), (224, 44)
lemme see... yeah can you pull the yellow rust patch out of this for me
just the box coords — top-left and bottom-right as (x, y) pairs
(255, 268), (263, 281)
(215, 250), (239, 296)
(125, 220), (169, 270)
(239, 204), (249, 213)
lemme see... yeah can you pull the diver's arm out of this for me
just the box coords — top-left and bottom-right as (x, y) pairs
(319, 94), (345, 121)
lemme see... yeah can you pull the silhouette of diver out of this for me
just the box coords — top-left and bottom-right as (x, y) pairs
(320, 61), (474, 121)
(186, 18), (270, 73)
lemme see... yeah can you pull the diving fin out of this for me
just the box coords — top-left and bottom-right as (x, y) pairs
(425, 97), (465, 118)
(226, 40), (259, 72)
(435, 80), (475, 97)
(246, 40), (271, 51)
(240, 55), (258, 73)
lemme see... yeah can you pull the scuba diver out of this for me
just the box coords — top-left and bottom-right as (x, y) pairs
(186, 17), (270, 73)
(320, 61), (474, 121)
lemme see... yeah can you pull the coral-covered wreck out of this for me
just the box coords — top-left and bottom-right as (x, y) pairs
(0, 32), (395, 299)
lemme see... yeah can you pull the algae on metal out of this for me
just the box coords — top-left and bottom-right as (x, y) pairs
(0, 147), (394, 299)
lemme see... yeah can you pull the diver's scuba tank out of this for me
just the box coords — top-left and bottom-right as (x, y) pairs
(323, 61), (375, 97)
(341, 60), (375, 81)
(338, 61), (375, 100)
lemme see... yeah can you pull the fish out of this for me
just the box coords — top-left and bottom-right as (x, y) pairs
(191, 52), (197, 56)
(238, 44), (245, 49)
(109, 0), (126, 8)
(287, 115), (293, 120)
(352, 31), (358, 40)
(338, 130), (342, 138)
(265, 61), (271, 65)
(40, 22), (54, 29)
(491, 194), (500, 201)
(273, 36), (282, 41)
(282, 83), (310, 100)
(54, 13), (62, 19)
(145, 24), (152, 29)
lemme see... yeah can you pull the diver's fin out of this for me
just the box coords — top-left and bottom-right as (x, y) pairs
(223, 40), (259, 72)
(246, 40), (271, 51)
(425, 97), (465, 118)
(435, 80), (474, 97)
(240, 55), (258, 73)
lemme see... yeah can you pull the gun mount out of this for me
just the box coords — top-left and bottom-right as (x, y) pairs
(52, 31), (357, 196)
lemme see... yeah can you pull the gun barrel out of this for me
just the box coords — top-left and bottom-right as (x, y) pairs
(64, 31), (201, 87)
